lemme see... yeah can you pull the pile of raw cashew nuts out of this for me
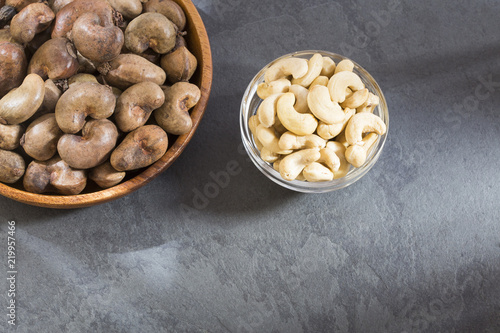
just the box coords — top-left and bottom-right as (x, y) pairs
(249, 53), (387, 182)
(0, 0), (200, 194)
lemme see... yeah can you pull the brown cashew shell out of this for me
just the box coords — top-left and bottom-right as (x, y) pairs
(0, 123), (23, 150)
(100, 53), (166, 90)
(143, 0), (186, 31)
(23, 155), (87, 194)
(124, 12), (176, 55)
(21, 113), (62, 160)
(0, 28), (16, 43)
(6, 0), (41, 11)
(114, 81), (165, 133)
(0, 149), (25, 184)
(48, 0), (74, 14)
(154, 82), (201, 135)
(72, 12), (124, 63)
(58, 118), (119, 169)
(0, 41), (27, 98)
(10, 3), (55, 44)
(89, 161), (125, 188)
(28, 37), (79, 80)
(107, 0), (141, 20)
(51, 0), (114, 39)
(110, 125), (168, 171)
(160, 46), (197, 83)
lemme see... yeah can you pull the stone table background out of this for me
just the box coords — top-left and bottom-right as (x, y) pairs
(1, 0), (499, 332)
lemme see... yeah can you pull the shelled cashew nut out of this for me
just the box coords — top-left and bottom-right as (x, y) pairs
(256, 124), (293, 155)
(341, 88), (369, 109)
(344, 112), (386, 145)
(279, 148), (320, 181)
(303, 162), (334, 182)
(309, 75), (329, 88)
(316, 107), (355, 140)
(320, 57), (336, 77)
(264, 57), (308, 84)
(288, 84), (309, 113)
(291, 53), (323, 88)
(257, 78), (290, 100)
(257, 93), (282, 127)
(278, 132), (326, 150)
(272, 115), (287, 135)
(335, 130), (349, 148)
(345, 132), (379, 168)
(326, 141), (350, 179)
(334, 59), (354, 74)
(277, 92), (317, 136)
(260, 147), (279, 163)
(307, 85), (345, 125)
(248, 115), (264, 151)
(317, 147), (341, 173)
(357, 92), (380, 113)
(328, 71), (365, 103)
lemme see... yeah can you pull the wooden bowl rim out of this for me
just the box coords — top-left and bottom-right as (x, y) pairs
(0, 0), (213, 209)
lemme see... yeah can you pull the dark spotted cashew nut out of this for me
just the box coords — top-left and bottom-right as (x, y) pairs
(0, 149), (25, 184)
(124, 12), (177, 55)
(114, 81), (165, 133)
(20, 113), (63, 161)
(110, 125), (169, 172)
(10, 3), (55, 44)
(0, 123), (23, 150)
(28, 37), (79, 80)
(154, 82), (201, 136)
(0, 41), (27, 98)
(143, 0), (186, 31)
(57, 118), (119, 169)
(89, 161), (125, 188)
(23, 156), (87, 194)
(55, 82), (116, 134)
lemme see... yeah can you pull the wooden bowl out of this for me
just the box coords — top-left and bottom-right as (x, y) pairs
(0, 0), (213, 209)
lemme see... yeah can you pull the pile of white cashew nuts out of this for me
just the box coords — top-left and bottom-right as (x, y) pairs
(249, 53), (387, 182)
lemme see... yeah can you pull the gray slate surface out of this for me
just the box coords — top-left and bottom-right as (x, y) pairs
(1, 0), (500, 332)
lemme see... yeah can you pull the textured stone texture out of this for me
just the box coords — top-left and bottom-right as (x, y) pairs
(1, 0), (500, 332)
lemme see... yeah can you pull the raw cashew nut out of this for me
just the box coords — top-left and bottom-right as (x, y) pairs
(278, 132), (326, 150)
(344, 112), (386, 145)
(71, 12), (124, 63)
(264, 57), (308, 84)
(0, 123), (23, 150)
(0, 41), (27, 98)
(320, 57), (336, 77)
(357, 92), (380, 113)
(291, 53), (323, 88)
(28, 37), (79, 80)
(335, 130), (348, 148)
(115, 82), (165, 133)
(257, 78), (290, 100)
(316, 107), (355, 140)
(345, 132), (379, 168)
(341, 88), (369, 109)
(303, 162), (333, 182)
(39, 79), (62, 113)
(10, 3), (54, 44)
(58, 118), (119, 169)
(21, 113), (62, 160)
(125, 12), (177, 55)
(255, 124), (292, 155)
(110, 125), (169, 171)
(318, 147), (340, 173)
(260, 148), (279, 163)
(288, 84), (309, 113)
(0, 149), (25, 184)
(334, 59), (354, 74)
(273, 113), (287, 135)
(307, 85), (344, 125)
(256, 93), (282, 127)
(328, 71), (364, 103)
(55, 82), (116, 133)
(23, 156), (87, 194)
(161, 46), (198, 84)
(309, 75), (329, 88)
(106, 0), (142, 19)
(277, 92), (317, 136)
(67, 73), (98, 88)
(0, 73), (45, 125)
(154, 82), (200, 135)
(279, 148), (320, 181)
(143, 0), (186, 31)
(48, 0), (74, 13)
(89, 161), (126, 188)
(326, 141), (349, 179)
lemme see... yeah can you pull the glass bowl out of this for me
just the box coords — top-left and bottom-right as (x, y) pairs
(240, 50), (389, 193)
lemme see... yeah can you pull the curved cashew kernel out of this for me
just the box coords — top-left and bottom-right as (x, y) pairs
(107, 0), (142, 19)
(256, 124), (292, 155)
(89, 161), (125, 188)
(328, 71), (365, 103)
(318, 147), (340, 173)
(277, 92), (317, 136)
(345, 112), (386, 145)
(316, 107), (355, 140)
(345, 87), (353, 100)
(257, 93), (282, 127)
(309, 75), (329, 88)
(0, 73), (45, 125)
(278, 131), (326, 151)
(67, 73), (98, 88)
(303, 162), (334, 182)
(288, 84), (309, 113)
(260, 147), (279, 163)
(326, 141), (349, 179)
(257, 78), (290, 100)
(248, 115), (264, 151)
(21, 113), (62, 161)
(291, 53), (323, 88)
(0, 149), (25, 184)
(279, 148), (320, 181)
(357, 92), (380, 113)
(273, 115), (287, 135)
(125, 12), (177, 55)
(334, 59), (354, 74)
(335, 130), (348, 148)
(345, 132), (378, 168)
(23, 156), (87, 194)
(321, 57), (336, 77)
(0, 123), (23, 150)
(307, 85), (344, 125)
(341, 88), (369, 109)
(272, 156), (283, 172)
(264, 57), (308, 84)
(10, 3), (55, 44)
(55, 82), (116, 134)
